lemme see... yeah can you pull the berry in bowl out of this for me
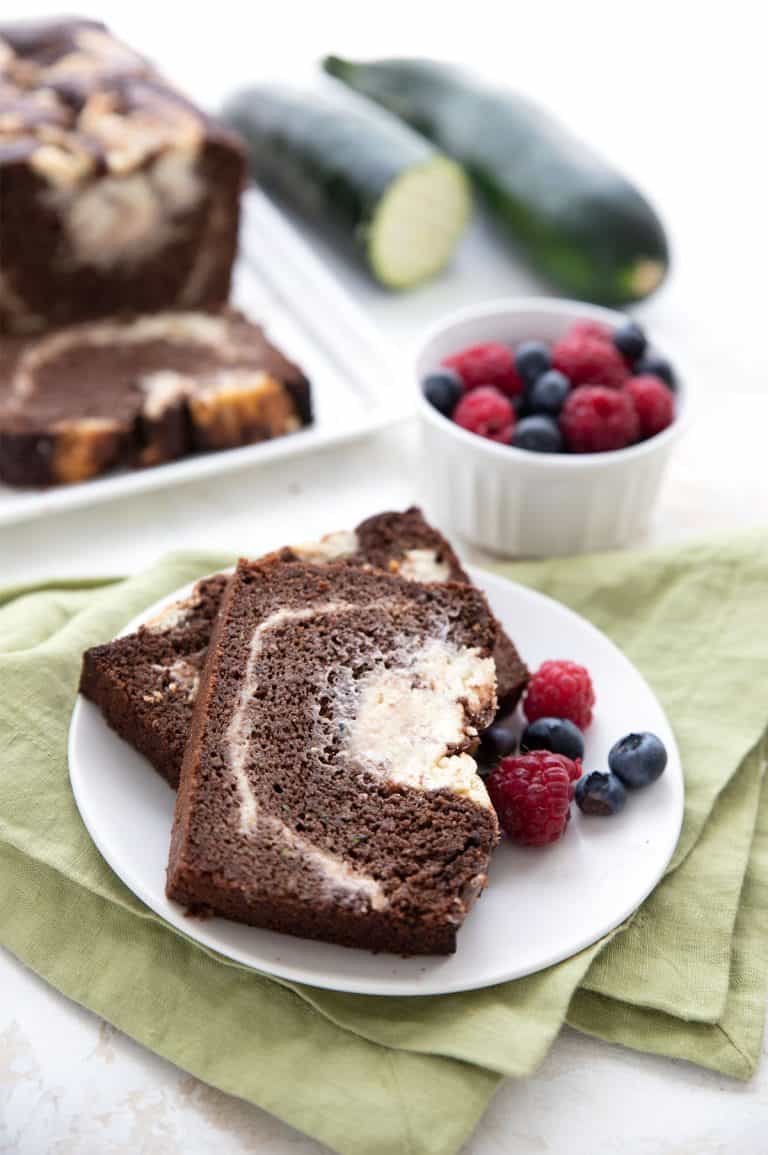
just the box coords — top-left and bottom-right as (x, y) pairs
(415, 299), (688, 556)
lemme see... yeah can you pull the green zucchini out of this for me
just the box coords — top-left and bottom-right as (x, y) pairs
(222, 84), (470, 289)
(324, 57), (669, 304)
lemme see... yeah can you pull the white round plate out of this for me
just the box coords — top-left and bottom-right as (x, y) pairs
(69, 567), (683, 997)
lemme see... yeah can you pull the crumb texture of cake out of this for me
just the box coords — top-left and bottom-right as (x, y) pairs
(80, 509), (527, 789)
(80, 574), (229, 787)
(0, 309), (313, 486)
(0, 17), (245, 333)
(167, 558), (499, 955)
(355, 507), (528, 705)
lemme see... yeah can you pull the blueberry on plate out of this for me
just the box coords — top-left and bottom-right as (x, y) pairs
(528, 369), (570, 416)
(422, 369), (463, 416)
(633, 353), (676, 390)
(512, 415), (563, 453)
(575, 771), (627, 815)
(608, 731), (668, 788)
(521, 716), (584, 760)
(477, 713), (518, 769)
(612, 320), (647, 362)
(515, 340), (551, 387)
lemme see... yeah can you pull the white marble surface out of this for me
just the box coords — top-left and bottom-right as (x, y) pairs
(2, 2), (768, 1151)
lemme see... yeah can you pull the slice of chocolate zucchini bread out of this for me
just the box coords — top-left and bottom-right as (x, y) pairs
(0, 309), (312, 486)
(167, 557), (499, 954)
(80, 509), (528, 787)
(79, 574), (229, 786)
(0, 18), (244, 334)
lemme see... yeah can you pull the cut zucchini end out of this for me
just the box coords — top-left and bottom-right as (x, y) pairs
(323, 55), (355, 83)
(367, 157), (470, 290)
(624, 258), (667, 300)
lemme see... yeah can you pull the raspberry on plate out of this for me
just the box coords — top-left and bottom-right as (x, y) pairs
(524, 659), (595, 730)
(487, 751), (581, 845)
(552, 330), (629, 388)
(623, 375), (675, 438)
(560, 385), (640, 453)
(443, 342), (523, 397)
(453, 386), (515, 444)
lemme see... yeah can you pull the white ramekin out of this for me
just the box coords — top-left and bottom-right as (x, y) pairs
(414, 298), (689, 558)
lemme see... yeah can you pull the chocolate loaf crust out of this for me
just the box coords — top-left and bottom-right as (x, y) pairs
(167, 558), (499, 954)
(79, 509), (527, 787)
(0, 309), (313, 487)
(0, 18), (244, 334)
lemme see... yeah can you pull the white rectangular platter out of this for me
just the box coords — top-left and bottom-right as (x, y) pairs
(0, 187), (406, 529)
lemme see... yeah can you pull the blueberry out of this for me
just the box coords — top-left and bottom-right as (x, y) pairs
(608, 731), (668, 788)
(575, 771), (627, 815)
(512, 415), (563, 453)
(477, 715), (518, 768)
(515, 340), (551, 387)
(422, 369), (463, 416)
(633, 353), (676, 390)
(612, 320), (647, 362)
(528, 369), (570, 416)
(521, 717), (584, 760)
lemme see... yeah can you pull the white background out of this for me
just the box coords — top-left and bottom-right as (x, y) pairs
(2, 2), (767, 1152)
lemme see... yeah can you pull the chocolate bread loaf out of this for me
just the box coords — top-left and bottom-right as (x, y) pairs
(0, 18), (244, 334)
(167, 557), (499, 954)
(0, 309), (312, 486)
(80, 509), (528, 788)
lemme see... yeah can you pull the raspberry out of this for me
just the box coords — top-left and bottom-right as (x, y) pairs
(453, 386), (515, 444)
(567, 319), (612, 343)
(552, 331), (629, 388)
(487, 751), (581, 845)
(524, 660), (596, 730)
(443, 342), (523, 397)
(622, 375), (675, 438)
(560, 385), (639, 453)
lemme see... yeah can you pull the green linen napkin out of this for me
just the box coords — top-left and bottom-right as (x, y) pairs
(1, 532), (767, 1155)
